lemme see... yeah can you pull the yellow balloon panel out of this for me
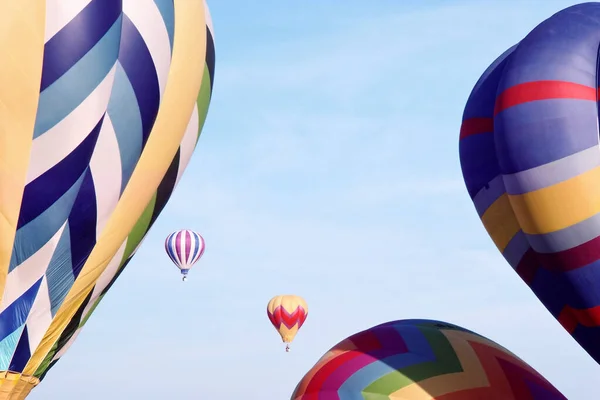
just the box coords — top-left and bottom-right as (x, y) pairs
(267, 295), (309, 344)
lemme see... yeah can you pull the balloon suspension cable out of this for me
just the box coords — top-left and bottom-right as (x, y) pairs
(285, 343), (290, 352)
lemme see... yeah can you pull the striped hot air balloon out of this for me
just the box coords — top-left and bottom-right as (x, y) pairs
(292, 319), (566, 399)
(164, 229), (206, 281)
(459, 2), (600, 365)
(0, 1), (215, 398)
(267, 295), (308, 352)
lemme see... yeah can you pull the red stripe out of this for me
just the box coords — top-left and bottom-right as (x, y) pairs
(303, 330), (381, 395)
(494, 80), (596, 115)
(558, 305), (600, 333)
(459, 117), (493, 140)
(515, 248), (540, 285)
(267, 310), (277, 327)
(303, 351), (362, 397)
(516, 234), (600, 278)
(269, 306), (307, 330)
(535, 234), (600, 272)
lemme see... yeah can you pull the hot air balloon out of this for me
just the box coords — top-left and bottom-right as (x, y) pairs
(267, 295), (308, 352)
(164, 229), (205, 281)
(0, 1), (216, 398)
(459, 3), (600, 365)
(292, 319), (566, 399)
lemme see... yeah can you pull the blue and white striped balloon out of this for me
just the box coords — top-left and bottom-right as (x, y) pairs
(165, 229), (206, 281)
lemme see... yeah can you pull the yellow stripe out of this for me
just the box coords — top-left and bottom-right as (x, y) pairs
(23, 0), (207, 374)
(509, 166), (600, 234)
(389, 330), (491, 399)
(480, 194), (520, 251)
(0, 1), (45, 302)
(388, 330), (530, 399)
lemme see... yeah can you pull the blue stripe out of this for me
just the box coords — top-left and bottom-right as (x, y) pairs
(205, 26), (216, 94)
(498, 3), (600, 89)
(19, 117), (104, 229)
(502, 230), (529, 269)
(462, 45), (512, 121)
(460, 41), (508, 198)
(505, 261), (597, 325)
(190, 233), (200, 261)
(9, 325), (31, 373)
(0, 279), (42, 341)
(337, 389), (364, 400)
(473, 175), (505, 216)
(41, 0), (122, 91)
(0, 326), (25, 371)
(339, 353), (428, 397)
(563, 263), (600, 309)
(107, 62), (143, 193)
(153, 0), (175, 50)
(34, 17), (122, 138)
(572, 324), (600, 365)
(46, 224), (75, 316)
(495, 99), (598, 174)
(338, 325), (434, 395)
(459, 132), (500, 198)
(68, 170), (98, 278)
(166, 234), (179, 265)
(119, 15), (160, 147)
(11, 172), (87, 272)
(395, 324), (437, 358)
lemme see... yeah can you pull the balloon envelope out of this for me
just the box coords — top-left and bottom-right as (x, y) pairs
(0, 1), (215, 397)
(165, 229), (206, 278)
(292, 319), (566, 399)
(459, 2), (600, 365)
(267, 295), (308, 350)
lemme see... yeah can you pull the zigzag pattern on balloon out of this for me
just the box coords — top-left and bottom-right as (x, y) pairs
(459, 2), (600, 364)
(291, 320), (566, 399)
(268, 305), (307, 330)
(0, 0), (215, 396)
(33, 3), (216, 380)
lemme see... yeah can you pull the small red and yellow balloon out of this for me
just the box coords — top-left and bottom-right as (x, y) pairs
(267, 295), (308, 352)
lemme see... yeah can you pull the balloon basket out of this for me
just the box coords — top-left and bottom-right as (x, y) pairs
(285, 344), (290, 352)
(182, 276), (187, 282)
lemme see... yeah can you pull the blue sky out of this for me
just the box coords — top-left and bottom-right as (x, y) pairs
(31, 1), (599, 399)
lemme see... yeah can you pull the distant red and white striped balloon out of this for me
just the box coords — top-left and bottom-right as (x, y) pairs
(165, 229), (206, 281)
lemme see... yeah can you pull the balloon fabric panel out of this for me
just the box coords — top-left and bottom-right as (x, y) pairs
(267, 295), (308, 345)
(459, 3), (600, 365)
(0, 1), (215, 398)
(291, 319), (566, 399)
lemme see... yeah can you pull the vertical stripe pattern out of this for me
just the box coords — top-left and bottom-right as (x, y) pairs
(164, 230), (206, 273)
(459, 3), (600, 365)
(292, 320), (566, 399)
(0, 0), (216, 397)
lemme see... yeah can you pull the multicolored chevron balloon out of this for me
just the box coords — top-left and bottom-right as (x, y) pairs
(267, 295), (308, 352)
(292, 319), (566, 399)
(165, 229), (206, 281)
(459, 2), (600, 365)
(0, 1), (215, 398)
